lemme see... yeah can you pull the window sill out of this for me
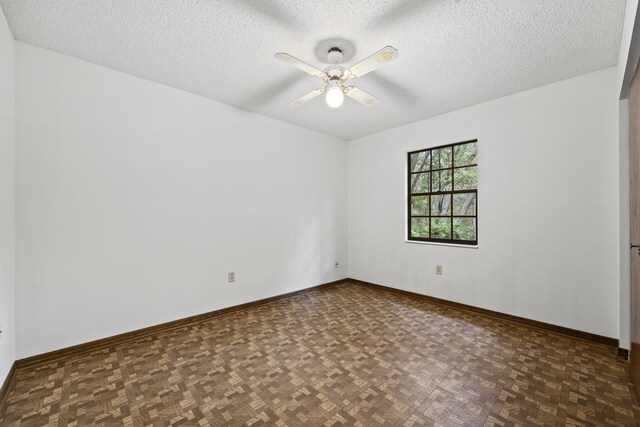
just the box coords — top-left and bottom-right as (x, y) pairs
(404, 240), (479, 249)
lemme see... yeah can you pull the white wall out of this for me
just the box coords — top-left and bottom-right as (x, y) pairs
(0, 9), (15, 384)
(15, 42), (347, 359)
(348, 67), (620, 339)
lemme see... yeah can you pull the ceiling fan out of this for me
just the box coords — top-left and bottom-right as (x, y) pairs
(275, 45), (398, 108)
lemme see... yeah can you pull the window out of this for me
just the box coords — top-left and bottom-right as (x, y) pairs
(407, 139), (477, 245)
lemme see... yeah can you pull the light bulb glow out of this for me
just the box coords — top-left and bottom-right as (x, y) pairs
(325, 85), (344, 108)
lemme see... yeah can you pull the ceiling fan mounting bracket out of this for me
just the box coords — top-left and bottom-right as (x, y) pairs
(327, 47), (344, 65)
(314, 38), (355, 64)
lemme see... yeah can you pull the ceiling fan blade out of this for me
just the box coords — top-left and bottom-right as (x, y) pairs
(290, 88), (325, 106)
(346, 87), (378, 106)
(275, 53), (324, 77)
(347, 46), (398, 79)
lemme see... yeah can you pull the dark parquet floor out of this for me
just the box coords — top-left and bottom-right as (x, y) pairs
(1, 282), (639, 426)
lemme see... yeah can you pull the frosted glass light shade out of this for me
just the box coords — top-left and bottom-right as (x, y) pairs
(325, 85), (344, 108)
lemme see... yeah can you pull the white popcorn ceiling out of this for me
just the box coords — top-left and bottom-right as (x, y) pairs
(0, 0), (627, 140)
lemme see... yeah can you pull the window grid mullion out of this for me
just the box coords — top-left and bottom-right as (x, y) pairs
(409, 163), (478, 175)
(450, 148), (454, 239)
(428, 149), (433, 238)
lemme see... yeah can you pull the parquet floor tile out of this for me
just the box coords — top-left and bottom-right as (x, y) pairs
(1, 282), (639, 426)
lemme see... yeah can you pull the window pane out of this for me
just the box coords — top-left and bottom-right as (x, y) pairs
(454, 142), (477, 166)
(430, 218), (452, 239)
(453, 218), (477, 241)
(433, 146), (452, 169)
(410, 151), (431, 172)
(431, 170), (452, 192)
(410, 173), (429, 194)
(453, 166), (477, 190)
(411, 218), (429, 238)
(431, 194), (451, 216)
(453, 193), (476, 215)
(411, 196), (429, 215)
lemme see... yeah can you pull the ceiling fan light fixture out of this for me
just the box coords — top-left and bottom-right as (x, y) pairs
(325, 81), (344, 108)
(275, 44), (397, 108)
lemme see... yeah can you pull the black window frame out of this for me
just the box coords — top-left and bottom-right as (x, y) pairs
(407, 139), (478, 245)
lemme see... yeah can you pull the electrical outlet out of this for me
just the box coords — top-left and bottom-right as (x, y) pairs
(435, 265), (443, 275)
(228, 272), (235, 283)
(334, 261), (339, 268)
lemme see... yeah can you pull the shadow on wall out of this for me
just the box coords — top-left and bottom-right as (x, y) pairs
(280, 200), (341, 289)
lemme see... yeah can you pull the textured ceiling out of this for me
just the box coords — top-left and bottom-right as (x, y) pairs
(0, 0), (627, 140)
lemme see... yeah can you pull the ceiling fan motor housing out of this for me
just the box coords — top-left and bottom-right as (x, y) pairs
(328, 76), (341, 86)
